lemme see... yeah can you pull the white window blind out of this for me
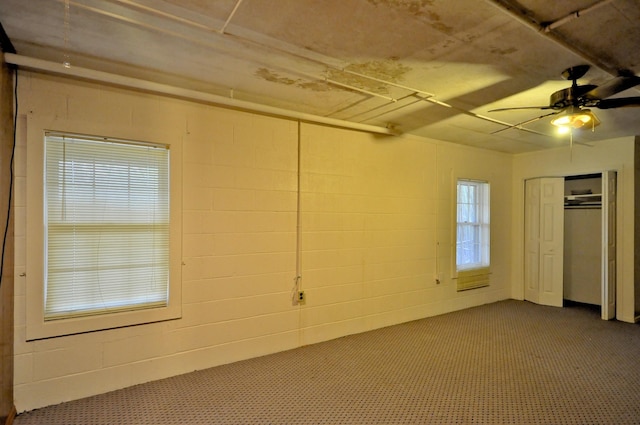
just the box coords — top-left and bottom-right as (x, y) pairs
(456, 179), (490, 290)
(44, 133), (170, 320)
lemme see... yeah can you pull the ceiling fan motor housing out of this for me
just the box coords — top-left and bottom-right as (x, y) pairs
(549, 85), (597, 109)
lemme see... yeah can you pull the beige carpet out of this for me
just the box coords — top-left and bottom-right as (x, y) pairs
(15, 300), (640, 424)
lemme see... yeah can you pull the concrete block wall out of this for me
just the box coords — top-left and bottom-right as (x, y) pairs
(299, 126), (436, 342)
(13, 72), (513, 412)
(0, 55), (15, 423)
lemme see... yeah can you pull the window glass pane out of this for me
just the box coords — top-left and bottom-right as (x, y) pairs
(456, 180), (490, 270)
(45, 134), (170, 320)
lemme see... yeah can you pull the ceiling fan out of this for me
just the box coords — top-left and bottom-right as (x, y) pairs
(490, 65), (640, 132)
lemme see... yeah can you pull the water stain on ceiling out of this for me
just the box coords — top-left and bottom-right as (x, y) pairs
(489, 46), (519, 56)
(255, 68), (332, 92)
(366, 0), (453, 34)
(327, 59), (412, 95)
(256, 59), (412, 96)
(255, 68), (297, 86)
(367, 0), (435, 14)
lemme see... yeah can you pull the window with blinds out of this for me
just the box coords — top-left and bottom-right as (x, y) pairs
(456, 179), (490, 291)
(44, 133), (170, 320)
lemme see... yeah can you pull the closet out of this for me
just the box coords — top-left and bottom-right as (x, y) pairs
(524, 171), (616, 319)
(563, 174), (602, 306)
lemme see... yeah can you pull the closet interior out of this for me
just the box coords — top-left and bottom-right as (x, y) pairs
(563, 174), (602, 307)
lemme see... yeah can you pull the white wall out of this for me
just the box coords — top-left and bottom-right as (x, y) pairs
(298, 125), (513, 344)
(510, 138), (635, 322)
(13, 72), (513, 412)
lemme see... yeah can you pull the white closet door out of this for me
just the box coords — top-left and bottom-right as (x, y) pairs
(524, 179), (541, 304)
(524, 177), (564, 307)
(601, 171), (617, 320)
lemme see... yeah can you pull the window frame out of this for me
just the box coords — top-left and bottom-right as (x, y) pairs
(26, 123), (182, 341)
(455, 179), (490, 272)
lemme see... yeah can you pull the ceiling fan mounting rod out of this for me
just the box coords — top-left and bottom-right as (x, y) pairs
(542, 0), (614, 33)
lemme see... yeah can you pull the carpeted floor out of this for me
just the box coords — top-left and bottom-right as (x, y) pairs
(14, 300), (640, 424)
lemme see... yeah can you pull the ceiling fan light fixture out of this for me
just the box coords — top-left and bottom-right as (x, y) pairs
(550, 108), (600, 130)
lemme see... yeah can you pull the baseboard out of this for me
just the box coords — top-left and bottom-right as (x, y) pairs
(3, 405), (16, 425)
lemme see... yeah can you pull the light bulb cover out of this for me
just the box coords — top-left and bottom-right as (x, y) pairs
(550, 108), (600, 130)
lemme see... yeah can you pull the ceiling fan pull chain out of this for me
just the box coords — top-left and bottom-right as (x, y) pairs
(570, 129), (574, 162)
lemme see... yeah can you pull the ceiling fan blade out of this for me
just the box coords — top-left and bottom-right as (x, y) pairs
(583, 75), (640, 100)
(489, 106), (552, 112)
(491, 111), (561, 134)
(596, 97), (640, 109)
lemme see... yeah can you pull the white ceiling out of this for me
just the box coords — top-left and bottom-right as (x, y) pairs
(1, 0), (639, 153)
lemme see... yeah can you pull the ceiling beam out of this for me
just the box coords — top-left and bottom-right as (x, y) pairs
(486, 0), (626, 77)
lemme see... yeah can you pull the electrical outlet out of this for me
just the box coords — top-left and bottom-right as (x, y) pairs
(298, 291), (306, 304)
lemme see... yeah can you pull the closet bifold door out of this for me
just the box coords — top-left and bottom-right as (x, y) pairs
(524, 177), (564, 307)
(601, 171), (617, 320)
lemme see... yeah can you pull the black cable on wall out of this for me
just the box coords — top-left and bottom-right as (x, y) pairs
(0, 68), (17, 290)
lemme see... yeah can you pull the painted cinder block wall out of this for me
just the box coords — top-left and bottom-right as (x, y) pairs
(13, 72), (512, 412)
(0, 55), (15, 422)
(298, 124), (514, 344)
